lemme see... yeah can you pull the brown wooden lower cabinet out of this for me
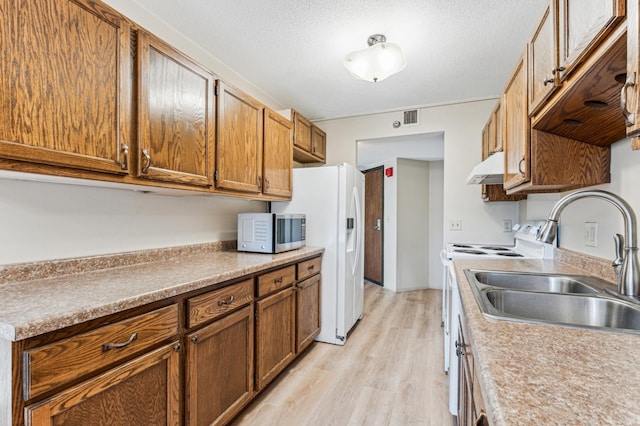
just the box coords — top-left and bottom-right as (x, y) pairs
(12, 254), (322, 426)
(296, 274), (321, 353)
(255, 286), (296, 391)
(457, 312), (489, 426)
(186, 304), (254, 426)
(24, 341), (181, 426)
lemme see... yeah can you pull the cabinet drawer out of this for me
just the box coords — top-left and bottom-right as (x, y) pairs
(187, 279), (254, 328)
(257, 265), (295, 297)
(297, 256), (321, 281)
(24, 304), (179, 399)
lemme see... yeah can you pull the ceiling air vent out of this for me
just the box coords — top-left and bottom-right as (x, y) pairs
(403, 109), (419, 126)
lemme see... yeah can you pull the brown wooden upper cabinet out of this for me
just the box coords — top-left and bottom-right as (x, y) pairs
(137, 31), (215, 187)
(529, 0), (625, 116)
(0, 0), (132, 175)
(528, 0), (559, 116)
(625, 0), (640, 148)
(215, 81), (265, 193)
(557, 0), (625, 80)
(481, 100), (526, 202)
(502, 48), (531, 191)
(286, 110), (327, 163)
(311, 126), (327, 161)
(263, 108), (293, 198)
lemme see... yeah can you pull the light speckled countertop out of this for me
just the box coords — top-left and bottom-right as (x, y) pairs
(453, 258), (640, 425)
(0, 246), (323, 342)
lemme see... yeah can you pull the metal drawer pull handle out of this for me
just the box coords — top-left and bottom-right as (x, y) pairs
(141, 149), (151, 174)
(217, 295), (235, 306)
(102, 332), (137, 352)
(120, 144), (129, 170)
(621, 72), (636, 127)
(274, 277), (284, 283)
(518, 158), (525, 175)
(307, 265), (314, 271)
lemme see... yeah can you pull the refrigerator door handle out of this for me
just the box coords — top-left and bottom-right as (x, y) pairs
(352, 185), (362, 276)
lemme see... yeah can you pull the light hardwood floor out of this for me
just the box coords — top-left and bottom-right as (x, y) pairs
(232, 282), (452, 426)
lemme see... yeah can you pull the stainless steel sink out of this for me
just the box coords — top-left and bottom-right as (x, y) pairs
(482, 289), (640, 332)
(470, 270), (601, 294)
(464, 269), (640, 334)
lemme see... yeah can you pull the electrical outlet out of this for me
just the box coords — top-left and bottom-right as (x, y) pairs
(449, 220), (462, 231)
(584, 222), (598, 247)
(503, 219), (513, 232)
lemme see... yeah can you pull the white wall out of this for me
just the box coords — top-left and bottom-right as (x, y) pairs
(429, 161), (445, 289)
(523, 138), (640, 260)
(0, 0), (282, 266)
(397, 159), (430, 291)
(0, 179), (264, 264)
(319, 100), (520, 251)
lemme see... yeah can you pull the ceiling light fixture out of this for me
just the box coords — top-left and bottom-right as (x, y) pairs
(344, 34), (407, 83)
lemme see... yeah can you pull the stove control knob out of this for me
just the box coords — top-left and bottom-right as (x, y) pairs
(512, 223), (521, 231)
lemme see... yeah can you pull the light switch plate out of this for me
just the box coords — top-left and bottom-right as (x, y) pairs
(584, 222), (598, 247)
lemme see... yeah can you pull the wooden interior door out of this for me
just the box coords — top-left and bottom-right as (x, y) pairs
(364, 167), (384, 285)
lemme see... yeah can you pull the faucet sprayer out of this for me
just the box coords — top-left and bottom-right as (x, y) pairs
(536, 190), (640, 299)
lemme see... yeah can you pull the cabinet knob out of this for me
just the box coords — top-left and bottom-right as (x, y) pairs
(543, 77), (555, 86)
(173, 343), (181, 352)
(475, 411), (488, 426)
(191, 335), (198, 343)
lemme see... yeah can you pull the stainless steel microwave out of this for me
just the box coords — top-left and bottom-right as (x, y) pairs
(237, 213), (306, 254)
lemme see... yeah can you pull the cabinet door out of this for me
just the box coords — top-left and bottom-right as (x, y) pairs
(263, 108), (293, 198)
(186, 305), (254, 426)
(0, 0), (131, 174)
(528, 0), (559, 116)
(296, 274), (321, 353)
(503, 49), (531, 190)
(293, 113), (312, 152)
(491, 101), (503, 154)
(25, 342), (181, 426)
(255, 287), (296, 390)
(138, 31), (215, 187)
(558, 0), (625, 80)
(311, 126), (326, 161)
(216, 81), (264, 193)
(625, 0), (640, 145)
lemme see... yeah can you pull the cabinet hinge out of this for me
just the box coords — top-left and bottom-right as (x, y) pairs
(254, 374), (258, 385)
(254, 309), (258, 320)
(215, 84), (219, 96)
(214, 170), (218, 181)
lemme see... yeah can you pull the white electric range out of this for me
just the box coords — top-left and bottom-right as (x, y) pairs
(440, 221), (556, 416)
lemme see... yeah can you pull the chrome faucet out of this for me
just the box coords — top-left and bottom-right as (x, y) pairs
(537, 189), (640, 299)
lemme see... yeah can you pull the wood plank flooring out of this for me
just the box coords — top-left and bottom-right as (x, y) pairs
(232, 283), (452, 426)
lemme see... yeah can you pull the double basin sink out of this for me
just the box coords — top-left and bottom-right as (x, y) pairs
(464, 270), (640, 334)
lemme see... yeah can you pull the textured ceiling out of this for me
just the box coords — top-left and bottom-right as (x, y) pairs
(132, 0), (547, 120)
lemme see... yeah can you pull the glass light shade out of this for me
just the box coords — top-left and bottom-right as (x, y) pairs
(344, 42), (407, 83)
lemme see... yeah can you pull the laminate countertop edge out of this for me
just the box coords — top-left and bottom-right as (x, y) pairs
(452, 258), (640, 426)
(0, 247), (324, 342)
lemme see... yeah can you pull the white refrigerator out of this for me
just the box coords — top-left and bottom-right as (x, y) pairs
(272, 163), (364, 345)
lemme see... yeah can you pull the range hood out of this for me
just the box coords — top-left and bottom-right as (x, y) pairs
(465, 151), (504, 185)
